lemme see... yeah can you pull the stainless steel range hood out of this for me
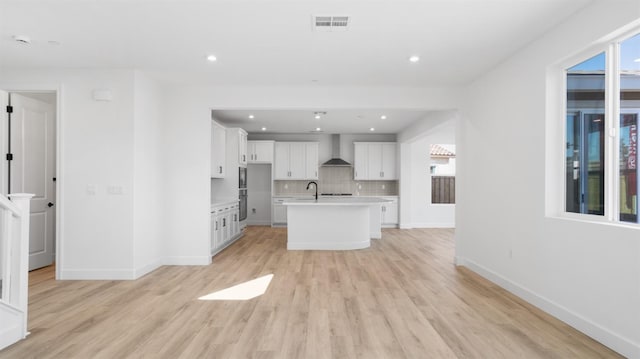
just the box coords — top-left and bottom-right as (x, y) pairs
(322, 134), (352, 167)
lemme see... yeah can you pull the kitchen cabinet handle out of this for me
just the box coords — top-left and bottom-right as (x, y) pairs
(223, 218), (226, 227)
(243, 155), (246, 162)
(255, 154), (258, 161)
(215, 221), (218, 230)
(219, 166), (222, 174)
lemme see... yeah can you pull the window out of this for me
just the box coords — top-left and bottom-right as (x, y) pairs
(430, 144), (456, 204)
(619, 32), (640, 223)
(563, 31), (640, 224)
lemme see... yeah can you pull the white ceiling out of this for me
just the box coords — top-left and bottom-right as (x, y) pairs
(0, 0), (591, 87)
(212, 109), (431, 134)
(1, 0), (592, 133)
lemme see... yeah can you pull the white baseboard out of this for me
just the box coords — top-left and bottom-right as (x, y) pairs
(457, 256), (639, 359)
(399, 223), (413, 229)
(133, 258), (163, 279)
(287, 240), (370, 250)
(59, 256), (210, 280)
(247, 220), (271, 226)
(411, 222), (455, 228)
(59, 268), (136, 280)
(162, 256), (211, 266)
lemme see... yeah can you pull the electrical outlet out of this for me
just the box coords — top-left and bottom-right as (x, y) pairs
(381, 184), (385, 189)
(284, 184), (288, 189)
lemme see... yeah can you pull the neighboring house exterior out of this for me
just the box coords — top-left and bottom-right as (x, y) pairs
(430, 144), (456, 176)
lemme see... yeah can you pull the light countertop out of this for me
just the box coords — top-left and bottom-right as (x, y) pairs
(211, 199), (239, 211)
(283, 197), (391, 206)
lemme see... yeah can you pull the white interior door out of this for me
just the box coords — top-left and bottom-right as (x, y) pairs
(9, 93), (56, 271)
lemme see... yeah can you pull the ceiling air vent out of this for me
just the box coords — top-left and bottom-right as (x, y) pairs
(313, 15), (349, 31)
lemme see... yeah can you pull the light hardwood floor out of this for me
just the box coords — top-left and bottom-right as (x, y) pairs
(0, 227), (622, 358)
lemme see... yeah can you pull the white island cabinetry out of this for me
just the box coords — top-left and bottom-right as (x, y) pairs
(283, 197), (390, 250)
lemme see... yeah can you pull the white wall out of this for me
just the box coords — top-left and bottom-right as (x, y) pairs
(456, 1), (640, 357)
(398, 111), (456, 228)
(0, 69), (168, 279)
(133, 71), (164, 277)
(0, 69), (137, 279)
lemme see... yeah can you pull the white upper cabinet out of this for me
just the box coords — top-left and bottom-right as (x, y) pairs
(248, 140), (274, 163)
(353, 142), (397, 180)
(380, 143), (397, 180)
(274, 142), (319, 180)
(211, 120), (226, 178)
(238, 130), (248, 166)
(354, 143), (368, 180)
(274, 142), (290, 179)
(304, 142), (319, 179)
(288, 143), (306, 179)
(367, 143), (383, 179)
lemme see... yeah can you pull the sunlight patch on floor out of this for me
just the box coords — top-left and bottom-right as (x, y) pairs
(198, 274), (274, 301)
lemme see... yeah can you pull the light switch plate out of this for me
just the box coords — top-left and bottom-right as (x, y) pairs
(108, 185), (124, 195)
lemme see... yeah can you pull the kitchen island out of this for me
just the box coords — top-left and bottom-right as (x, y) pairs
(283, 197), (391, 250)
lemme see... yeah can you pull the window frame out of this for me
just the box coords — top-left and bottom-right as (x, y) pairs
(556, 28), (640, 226)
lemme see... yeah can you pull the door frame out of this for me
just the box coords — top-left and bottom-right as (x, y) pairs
(1, 84), (64, 280)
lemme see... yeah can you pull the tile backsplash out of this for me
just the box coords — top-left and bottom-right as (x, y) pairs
(274, 166), (398, 196)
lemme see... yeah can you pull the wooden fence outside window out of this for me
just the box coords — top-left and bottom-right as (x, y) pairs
(432, 176), (455, 204)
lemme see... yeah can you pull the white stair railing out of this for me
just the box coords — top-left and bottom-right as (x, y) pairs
(0, 193), (33, 351)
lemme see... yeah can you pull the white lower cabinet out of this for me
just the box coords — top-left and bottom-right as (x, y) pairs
(211, 202), (242, 255)
(380, 197), (399, 226)
(272, 198), (288, 225)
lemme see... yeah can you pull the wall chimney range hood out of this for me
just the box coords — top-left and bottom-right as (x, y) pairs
(322, 134), (352, 166)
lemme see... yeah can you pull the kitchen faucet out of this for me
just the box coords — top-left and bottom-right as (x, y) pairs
(306, 181), (318, 201)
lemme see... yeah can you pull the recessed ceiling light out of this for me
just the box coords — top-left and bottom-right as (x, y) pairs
(261, 127), (267, 131)
(248, 114), (255, 119)
(369, 127), (375, 132)
(315, 115), (321, 119)
(315, 127), (322, 131)
(380, 115), (387, 120)
(47, 40), (61, 46)
(409, 55), (420, 63)
(206, 55), (217, 62)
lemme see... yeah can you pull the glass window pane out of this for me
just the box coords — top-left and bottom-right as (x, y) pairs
(619, 33), (640, 223)
(566, 52), (605, 215)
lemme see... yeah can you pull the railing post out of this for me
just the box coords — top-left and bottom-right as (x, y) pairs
(7, 193), (34, 339)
